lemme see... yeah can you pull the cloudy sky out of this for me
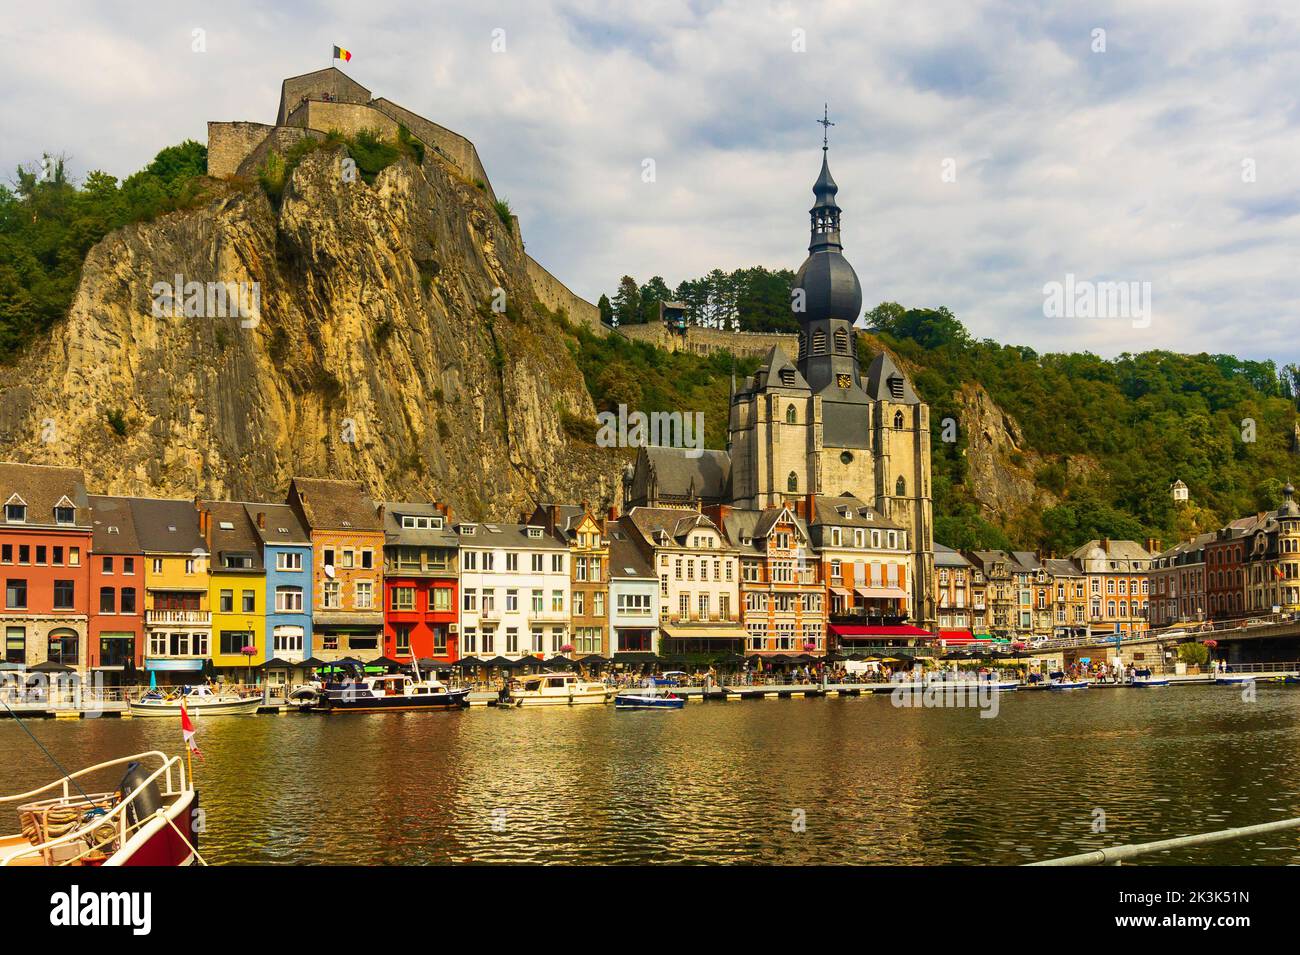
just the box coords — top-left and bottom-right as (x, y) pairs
(4, 0), (1299, 363)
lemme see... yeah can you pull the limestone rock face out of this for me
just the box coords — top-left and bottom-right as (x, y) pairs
(0, 148), (614, 517)
(955, 381), (1052, 522)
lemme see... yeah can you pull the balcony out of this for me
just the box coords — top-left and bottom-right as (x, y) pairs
(146, 609), (211, 627)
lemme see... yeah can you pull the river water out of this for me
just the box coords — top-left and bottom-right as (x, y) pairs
(4, 685), (1300, 865)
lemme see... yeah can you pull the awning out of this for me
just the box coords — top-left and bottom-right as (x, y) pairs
(830, 587), (854, 598)
(855, 587), (909, 600)
(660, 625), (748, 640)
(145, 658), (206, 672)
(829, 624), (934, 638)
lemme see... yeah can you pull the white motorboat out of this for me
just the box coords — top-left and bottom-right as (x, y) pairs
(0, 751), (199, 867)
(128, 684), (261, 717)
(507, 671), (616, 706)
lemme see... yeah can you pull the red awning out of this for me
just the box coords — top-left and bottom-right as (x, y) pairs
(829, 624), (935, 638)
(938, 630), (993, 645)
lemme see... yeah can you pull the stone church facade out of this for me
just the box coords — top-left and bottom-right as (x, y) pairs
(626, 146), (936, 628)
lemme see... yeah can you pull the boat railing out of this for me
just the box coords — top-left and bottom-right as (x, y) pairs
(1027, 815), (1300, 865)
(0, 751), (188, 867)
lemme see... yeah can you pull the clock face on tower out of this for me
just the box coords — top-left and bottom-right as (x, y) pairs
(836, 373), (851, 389)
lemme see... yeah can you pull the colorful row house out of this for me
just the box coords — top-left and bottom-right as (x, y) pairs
(382, 502), (458, 665)
(0, 464), (92, 671)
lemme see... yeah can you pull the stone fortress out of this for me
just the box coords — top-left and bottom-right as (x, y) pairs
(208, 66), (792, 360)
(207, 67), (602, 332)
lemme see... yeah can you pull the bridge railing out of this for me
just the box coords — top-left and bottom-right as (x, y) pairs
(1027, 815), (1300, 865)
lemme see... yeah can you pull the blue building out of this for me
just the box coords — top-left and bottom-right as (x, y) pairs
(246, 503), (313, 682)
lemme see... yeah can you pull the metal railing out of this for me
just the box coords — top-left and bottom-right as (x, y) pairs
(1028, 815), (1300, 865)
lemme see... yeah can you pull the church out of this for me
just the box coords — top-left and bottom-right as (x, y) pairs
(624, 138), (937, 629)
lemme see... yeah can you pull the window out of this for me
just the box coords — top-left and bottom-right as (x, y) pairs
(786, 404), (797, 424)
(102, 556), (114, 575)
(0, 545), (8, 563)
(361, 550), (373, 570)
(100, 587), (116, 614)
(152, 558), (163, 574)
(119, 588), (136, 616)
(219, 590), (233, 613)
(462, 626), (477, 653)
(273, 626), (304, 655)
(506, 552), (519, 572)
(54, 505), (75, 525)
(242, 590), (256, 613)
(5, 626), (24, 664)
(53, 580), (75, 610)
(5, 502), (26, 522)
(432, 588), (450, 612)
(323, 548), (335, 568)
(551, 590), (564, 612)
(895, 476), (906, 496)
(552, 554), (565, 574)
(787, 471), (798, 492)
(220, 631), (254, 656)
(394, 625), (412, 654)
(322, 580), (341, 609)
(356, 581), (373, 609)
(47, 629), (78, 664)
(894, 410), (905, 429)
(5, 579), (27, 610)
(392, 587), (416, 611)
(276, 552), (303, 571)
(276, 586), (304, 612)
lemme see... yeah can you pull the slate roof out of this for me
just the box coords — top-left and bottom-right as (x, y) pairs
(1041, 557), (1084, 577)
(244, 503), (311, 548)
(625, 507), (729, 549)
(0, 462), (90, 528)
(720, 506), (810, 555)
(201, 500), (264, 572)
(608, 519), (656, 580)
(863, 352), (919, 404)
(809, 494), (901, 530)
(87, 495), (142, 554)
(453, 521), (565, 550)
(129, 498), (206, 555)
(641, 447), (732, 503)
(289, 477), (382, 533)
(382, 501), (459, 548)
(934, 543), (972, 568)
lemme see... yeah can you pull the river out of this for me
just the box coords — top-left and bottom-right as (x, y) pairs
(4, 684), (1300, 864)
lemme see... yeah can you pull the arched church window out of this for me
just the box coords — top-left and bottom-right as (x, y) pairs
(786, 405), (797, 424)
(812, 330), (827, 355)
(895, 476), (906, 496)
(894, 410), (904, 430)
(788, 471), (799, 492)
(834, 328), (849, 354)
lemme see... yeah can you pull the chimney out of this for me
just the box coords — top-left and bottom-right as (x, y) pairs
(1101, 538), (1110, 553)
(607, 504), (619, 522)
(442, 504), (452, 522)
(257, 511), (266, 530)
(806, 492), (816, 522)
(581, 499), (590, 515)
(377, 503), (385, 522)
(549, 504), (561, 533)
(519, 510), (529, 525)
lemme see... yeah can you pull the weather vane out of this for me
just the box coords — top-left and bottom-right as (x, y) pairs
(817, 103), (835, 150)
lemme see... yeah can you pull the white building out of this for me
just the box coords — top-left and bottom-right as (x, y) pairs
(455, 521), (570, 659)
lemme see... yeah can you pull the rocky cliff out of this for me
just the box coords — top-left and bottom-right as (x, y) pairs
(0, 146), (615, 517)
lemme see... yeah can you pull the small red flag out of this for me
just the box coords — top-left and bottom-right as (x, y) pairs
(180, 701), (203, 760)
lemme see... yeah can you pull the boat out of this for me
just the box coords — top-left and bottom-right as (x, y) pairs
(507, 671), (616, 706)
(1214, 674), (1256, 685)
(0, 751), (199, 866)
(615, 682), (686, 709)
(1129, 668), (1169, 687)
(128, 684), (262, 717)
(1285, 676), (1300, 685)
(1047, 678), (1089, 690)
(311, 671), (470, 712)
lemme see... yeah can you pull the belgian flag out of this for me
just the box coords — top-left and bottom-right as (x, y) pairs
(332, 45), (352, 62)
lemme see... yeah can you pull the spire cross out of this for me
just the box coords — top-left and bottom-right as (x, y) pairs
(817, 104), (835, 150)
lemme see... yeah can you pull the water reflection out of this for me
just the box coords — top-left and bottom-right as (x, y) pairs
(4, 687), (1300, 865)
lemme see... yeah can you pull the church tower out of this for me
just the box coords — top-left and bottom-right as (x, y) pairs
(723, 120), (935, 627)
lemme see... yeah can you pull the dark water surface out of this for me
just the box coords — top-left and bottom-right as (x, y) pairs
(5, 686), (1300, 864)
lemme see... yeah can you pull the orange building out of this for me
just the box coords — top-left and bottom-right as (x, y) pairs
(287, 477), (385, 661)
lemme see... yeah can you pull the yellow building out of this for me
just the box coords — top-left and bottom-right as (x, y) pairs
(200, 500), (266, 680)
(132, 498), (212, 685)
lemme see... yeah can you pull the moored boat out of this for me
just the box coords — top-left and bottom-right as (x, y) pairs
(1047, 679), (1089, 690)
(0, 751), (199, 867)
(1215, 674), (1256, 685)
(313, 672), (470, 713)
(615, 681), (686, 709)
(129, 684), (262, 717)
(1131, 677), (1170, 687)
(508, 671), (615, 706)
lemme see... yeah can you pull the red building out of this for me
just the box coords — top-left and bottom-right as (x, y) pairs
(1205, 517), (1255, 621)
(381, 502), (459, 664)
(87, 494), (145, 681)
(0, 464), (93, 671)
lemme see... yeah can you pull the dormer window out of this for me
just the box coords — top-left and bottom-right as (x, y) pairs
(888, 376), (905, 400)
(527, 527), (542, 538)
(460, 524), (477, 536)
(779, 368), (796, 387)
(54, 497), (76, 525)
(4, 496), (26, 524)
